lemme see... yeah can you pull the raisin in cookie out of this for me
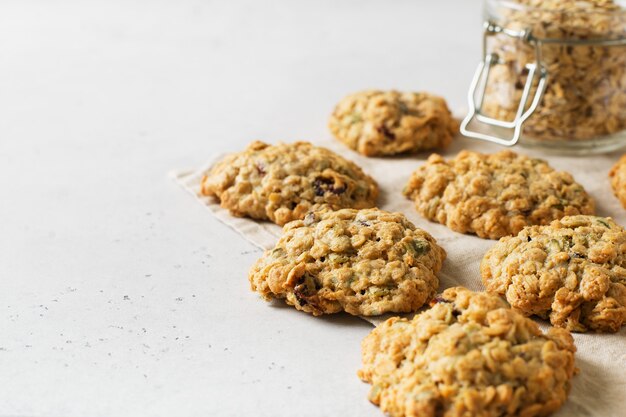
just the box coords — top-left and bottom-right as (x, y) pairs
(481, 215), (626, 332)
(201, 141), (378, 226)
(359, 287), (577, 417)
(329, 90), (458, 156)
(403, 150), (595, 239)
(609, 154), (626, 209)
(248, 207), (446, 316)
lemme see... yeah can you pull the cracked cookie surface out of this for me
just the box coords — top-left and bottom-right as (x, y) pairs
(329, 90), (457, 156)
(609, 154), (626, 209)
(481, 215), (626, 332)
(248, 207), (446, 316)
(403, 150), (595, 239)
(359, 287), (577, 417)
(200, 141), (378, 226)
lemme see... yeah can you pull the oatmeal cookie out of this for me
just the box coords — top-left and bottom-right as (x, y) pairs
(481, 215), (626, 332)
(328, 90), (458, 156)
(200, 141), (378, 226)
(248, 207), (446, 316)
(359, 287), (577, 417)
(609, 154), (626, 209)
(403, 150), (595, 239)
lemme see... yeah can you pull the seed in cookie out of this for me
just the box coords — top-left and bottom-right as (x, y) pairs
(403, 150), (595, 239)
(481, 215), (626, 332)
(358, 287), (577, 417)
(609, 154), (626, 209)
(200, 141), (378, 226)
(248, 207), (446, 316)
(328, 90), (458, 156)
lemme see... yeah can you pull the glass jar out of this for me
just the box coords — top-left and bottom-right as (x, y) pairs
(461, 0), (626, 154)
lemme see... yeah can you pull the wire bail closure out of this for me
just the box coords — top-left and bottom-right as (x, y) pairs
(461, 22), (548, 146)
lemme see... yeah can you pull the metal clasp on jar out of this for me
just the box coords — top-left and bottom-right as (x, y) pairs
(461, 21), (626, 146)
(460, 21), (548, 146)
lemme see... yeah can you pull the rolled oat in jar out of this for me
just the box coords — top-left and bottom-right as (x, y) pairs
(462, 0), (626, 153)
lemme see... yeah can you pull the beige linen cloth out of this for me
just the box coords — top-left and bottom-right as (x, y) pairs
(173, 137), (626, 417)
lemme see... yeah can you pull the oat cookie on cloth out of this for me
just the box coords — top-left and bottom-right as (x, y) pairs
(609, 154), (626, 209)
(248, 207), (446, 316)
(358, 287), (576, 417)
(482, 215), (626, 332)
(328, 90), (457, 156)
(403, 150), (595, 239)
(200, 141), (378, 226)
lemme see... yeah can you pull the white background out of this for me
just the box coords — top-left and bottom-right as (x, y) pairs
(0, 1), (482, 416)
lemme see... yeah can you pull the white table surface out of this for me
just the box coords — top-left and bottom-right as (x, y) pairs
(0, 1), (483, 416)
